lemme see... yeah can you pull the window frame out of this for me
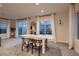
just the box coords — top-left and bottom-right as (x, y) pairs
(0, 21), (7, 34)
(17, 20), (28, 35)
(39, 16), (53, 36)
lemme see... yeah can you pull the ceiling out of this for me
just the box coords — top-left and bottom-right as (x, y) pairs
(0, 3), (69, 19)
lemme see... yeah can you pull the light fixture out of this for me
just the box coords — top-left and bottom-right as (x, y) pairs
(59, 19), (63, 25)
(0, 4), (2, 7)
(41, 10), (44, 13)
(35, 3), (39, 6)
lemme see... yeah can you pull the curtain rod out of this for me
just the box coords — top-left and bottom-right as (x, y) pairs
(36, 14), (52, 17)
(0, 17), (9, 20)
(0, 17), (14, 20)
(16, 17), (28, 20)
(16, 13), (56, 20)
(35, 13), (56, 17)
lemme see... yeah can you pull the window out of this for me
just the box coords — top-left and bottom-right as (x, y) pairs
(18, 20), (28, 35)
(0, 22), (7, 34)
(39, 16), (52, 35)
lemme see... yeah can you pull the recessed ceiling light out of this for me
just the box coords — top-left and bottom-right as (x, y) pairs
(0, 4), (2, 7)
(36, 3), (39, 6)
(41, 10), (44, 13)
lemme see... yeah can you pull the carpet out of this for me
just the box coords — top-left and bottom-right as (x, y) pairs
(0, 43), (62, 56)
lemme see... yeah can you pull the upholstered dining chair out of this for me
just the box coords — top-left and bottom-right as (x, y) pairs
(21, 37), (32, 52)
(31, 39), (42, 56)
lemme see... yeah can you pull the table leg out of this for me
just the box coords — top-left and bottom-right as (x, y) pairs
(42, 39), (45, 54)
(45, 39), (47, 48)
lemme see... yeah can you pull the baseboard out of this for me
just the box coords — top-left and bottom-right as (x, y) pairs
(56, 40), (68, 44)
(75, 47), (79, 54)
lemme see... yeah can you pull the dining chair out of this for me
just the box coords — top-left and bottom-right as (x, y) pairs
(21, 37), (32, 52)
(31, 39), (42, 56)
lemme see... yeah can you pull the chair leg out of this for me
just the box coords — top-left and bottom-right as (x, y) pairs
(38, 46), (40, 56)
(45, 39), (47, 48)
(27, 46), (28, 53)
(21, 43), (23, 51)
(31, 43), (33, 54)
(27, 43), (29, 53)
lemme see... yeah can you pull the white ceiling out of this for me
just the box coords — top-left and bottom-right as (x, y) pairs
(0, 3), (69, 19)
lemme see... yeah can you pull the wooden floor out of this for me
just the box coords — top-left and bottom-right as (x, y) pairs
(0, 38), (79, 56)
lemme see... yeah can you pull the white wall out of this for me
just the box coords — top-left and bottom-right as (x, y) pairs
(0, 19), (10, 39)
(55, 10), (69, 43)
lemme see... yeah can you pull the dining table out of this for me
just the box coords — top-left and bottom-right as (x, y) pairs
(20, 35), (50, 54)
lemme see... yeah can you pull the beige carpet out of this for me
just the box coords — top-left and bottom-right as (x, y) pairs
(0, 43), (62, 56)
(0, 38), (79, 56)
